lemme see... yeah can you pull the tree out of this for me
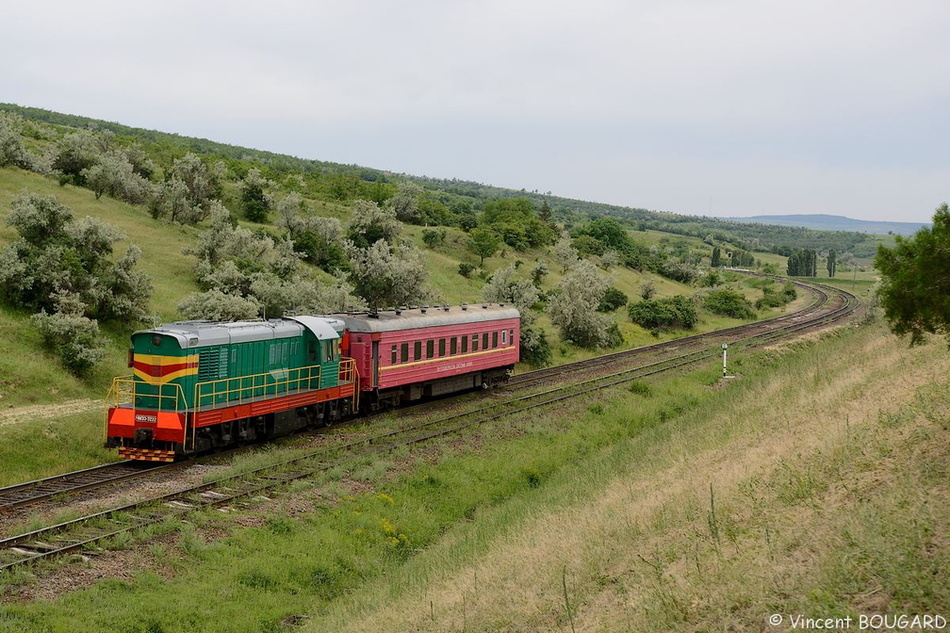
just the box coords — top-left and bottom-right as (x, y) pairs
(467, 228), (501, 266)
(0, 193), (151, 373)
(787, 249), (817, 276)
(346, 200), (400, 248)
(51, 129), (106, 186)
(82, 149), (151, 204)
(240, 168), (272, 223)
(479, 197), (557, 250)
(552, 235), (579, 273)
(826, 249), (837, 277)
(387, 182), (423, 223)
(875, 203), (950, 345)
(710, 246), (722, 268)
(346, 240), (428, 311)
(149, 152), (225, 224)
(547, 260), (614, 348)
(0, 193), (151, 323)
(182, 204), (362, 319)
(483, 265), (540, 319)
(0, 112), (33, 169)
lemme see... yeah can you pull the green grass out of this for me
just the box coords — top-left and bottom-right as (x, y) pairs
(0, 409), (115, 486)
(2, 322), (944, 632)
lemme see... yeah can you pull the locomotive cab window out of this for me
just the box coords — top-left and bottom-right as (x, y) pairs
(308, 341), (318, 362)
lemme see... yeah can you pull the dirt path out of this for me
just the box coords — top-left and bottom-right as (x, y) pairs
(0, 398), (100, 427)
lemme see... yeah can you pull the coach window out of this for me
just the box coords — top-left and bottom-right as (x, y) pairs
(391, 344), (397, 365)
(450, 337), (458, 355)
(414, 341), (422, 361)
(472, 334), (479, 352)
(426, 339), (434, 358)
(461, 336), (468, 354)
(439, 338), (446, 357)
(482, 332), (489, 349)
(401, 342), (409, 363)
(492, 331), (498, 348)
(501, 329), (508, 346)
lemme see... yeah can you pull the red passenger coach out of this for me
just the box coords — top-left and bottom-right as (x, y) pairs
(339, 304), (520, 409)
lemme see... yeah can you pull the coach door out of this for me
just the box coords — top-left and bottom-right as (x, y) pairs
(372, 340), (379, 387)
(348, 338), (373, 389)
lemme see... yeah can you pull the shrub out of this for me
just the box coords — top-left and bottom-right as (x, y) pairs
(422, 228), (445, 248)
(703, 289), (757, 319)
(628, 295), (697, 330)
(597, 287), (629, 312)
(31, 295), (106, 376)
(458, 262), (475, 278)
(519, 326), (552, 367)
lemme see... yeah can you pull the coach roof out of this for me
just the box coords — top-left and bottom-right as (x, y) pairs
(337, 305), (520, 333)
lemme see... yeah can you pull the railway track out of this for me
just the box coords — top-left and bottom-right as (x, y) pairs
(0, 277), (858, 574)
(0, 461), (169, 514)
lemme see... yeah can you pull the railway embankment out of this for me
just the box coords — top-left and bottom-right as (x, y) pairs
(1, 319), (947, 633)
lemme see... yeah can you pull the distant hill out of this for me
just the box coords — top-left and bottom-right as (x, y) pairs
(0, 103), (891, 257)
(723, 214), (928, 236)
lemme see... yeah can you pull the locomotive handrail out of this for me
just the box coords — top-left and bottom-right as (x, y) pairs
(106, 376), (188, 413)
(339, 358), (359, 411)
(192, 364), (325, 411)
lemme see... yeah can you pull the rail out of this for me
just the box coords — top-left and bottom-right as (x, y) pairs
(193, 364), (324, 409)
(105, 377), (188, 414)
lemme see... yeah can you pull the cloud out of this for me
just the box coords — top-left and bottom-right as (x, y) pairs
(2, 0), (948, 221)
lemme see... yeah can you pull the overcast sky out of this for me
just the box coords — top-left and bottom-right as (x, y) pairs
(3, 0), (948, 222)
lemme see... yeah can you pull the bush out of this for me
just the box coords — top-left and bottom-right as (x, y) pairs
(755, 282), (798, 310)
(31, 295), (106, 376)
(628, 295), (697, 330)
(422, 228), (445, 248)
(519, 327), (552, 367)
(703, 289), (756, 319)
(597, 287), (629, 312)
(458, 262), (476, 278)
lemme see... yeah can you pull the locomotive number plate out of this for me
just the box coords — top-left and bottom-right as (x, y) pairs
(135, 414), (158, 423)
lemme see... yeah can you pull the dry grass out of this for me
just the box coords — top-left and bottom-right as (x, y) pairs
(312, 325), (949, 632)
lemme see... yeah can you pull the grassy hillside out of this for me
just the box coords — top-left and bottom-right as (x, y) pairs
(0, 160), (805, 410)
(1, 320), (945, 631)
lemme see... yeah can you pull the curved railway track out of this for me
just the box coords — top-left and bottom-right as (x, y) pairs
(0, 277), (858, 573)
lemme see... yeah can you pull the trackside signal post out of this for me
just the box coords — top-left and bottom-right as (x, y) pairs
(722, 344), (728, 377)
